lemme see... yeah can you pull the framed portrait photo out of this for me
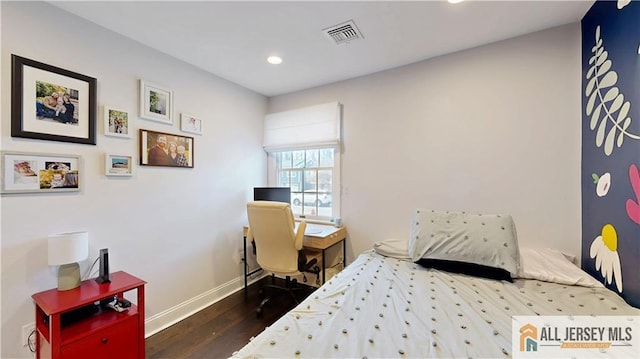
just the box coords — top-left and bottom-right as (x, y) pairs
(11, 55), (97, 145)
(140, 129), (194, 168)
(103, 105), (131, 138)
(105, 154), (133, 177)
(180, 113), (202, 135)
(140, 79), (173, 124)
(1, 151), (81, 194)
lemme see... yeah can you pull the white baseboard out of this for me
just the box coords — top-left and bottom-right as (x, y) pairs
(144, 272), (265, 337)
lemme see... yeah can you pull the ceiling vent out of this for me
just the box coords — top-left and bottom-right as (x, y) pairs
(323, 20), (363, 45)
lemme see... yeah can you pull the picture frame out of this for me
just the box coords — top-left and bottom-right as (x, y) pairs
(105, 154), (133, 177)
(140, 79), (173, 125)
(103, 105), (131, 138)
(11, 55), (97, 145)
(139, 129), (194, 168)
(1, 151), (81, 194)
(180, 113), (202, 135)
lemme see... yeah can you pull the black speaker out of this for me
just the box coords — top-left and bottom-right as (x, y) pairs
(95, 248), (111, 284)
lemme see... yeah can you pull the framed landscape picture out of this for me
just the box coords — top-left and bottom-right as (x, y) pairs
(103, 105), (131, 138)
(11, 55), (97, 145)
(105, 154), (133, 176)
(140, 79), (173, 124)
(139, 129), (194, 168)
(1, 151), (81, 193)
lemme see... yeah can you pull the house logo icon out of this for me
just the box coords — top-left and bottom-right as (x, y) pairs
(520, 323), (538, 352)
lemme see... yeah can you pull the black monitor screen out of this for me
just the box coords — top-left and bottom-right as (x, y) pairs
(253, 187), (291, 204)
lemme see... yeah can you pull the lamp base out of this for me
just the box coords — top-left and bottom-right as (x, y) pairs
(57, 262), (81, 291)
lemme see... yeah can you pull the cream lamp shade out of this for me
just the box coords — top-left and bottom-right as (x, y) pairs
(48, 231), (89, 291)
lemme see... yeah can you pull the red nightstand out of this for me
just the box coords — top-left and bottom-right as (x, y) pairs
(32, 271), (146, 359)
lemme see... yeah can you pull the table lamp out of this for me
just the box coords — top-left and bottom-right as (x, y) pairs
(48, 231), (89, 291)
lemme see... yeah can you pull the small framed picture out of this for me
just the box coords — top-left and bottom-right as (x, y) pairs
(105, 154), (133, 177)
(140, 129), (194, 168)
(180, 113), (202, 135)
(103, 105), (131, 138)
(1, 151), (81, 193)
(140, 79), (173, 124)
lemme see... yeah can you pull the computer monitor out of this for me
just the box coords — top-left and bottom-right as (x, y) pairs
(253, 187), (291, 204)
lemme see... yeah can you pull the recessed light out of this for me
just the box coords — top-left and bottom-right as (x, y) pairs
(267, 56), (282, 65)
(448, 0), (464, 3)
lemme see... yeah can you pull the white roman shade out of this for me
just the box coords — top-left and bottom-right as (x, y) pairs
(263, 101), (342, 152)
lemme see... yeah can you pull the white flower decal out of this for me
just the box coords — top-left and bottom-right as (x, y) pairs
(593, 172), (612, 197)
(617, 0), (631, 10)
(590, 224), (623, 292)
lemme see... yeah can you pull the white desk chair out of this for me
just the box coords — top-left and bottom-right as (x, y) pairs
(246, 201), (318, 317)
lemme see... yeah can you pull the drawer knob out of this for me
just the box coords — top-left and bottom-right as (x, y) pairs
(102, 338), (108, 344)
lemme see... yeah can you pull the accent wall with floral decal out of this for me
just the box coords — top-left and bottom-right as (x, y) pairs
(581, 0), (640, 307)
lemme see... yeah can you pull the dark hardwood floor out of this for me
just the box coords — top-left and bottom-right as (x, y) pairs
(146, 276), (315, 359)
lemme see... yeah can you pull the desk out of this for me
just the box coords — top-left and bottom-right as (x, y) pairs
(242, 223), (347, 296)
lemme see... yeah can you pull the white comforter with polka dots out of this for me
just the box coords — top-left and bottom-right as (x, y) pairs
(232, 251), (639, 358)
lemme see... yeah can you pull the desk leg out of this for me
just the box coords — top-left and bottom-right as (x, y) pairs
(342, 238), (346, 269)
(321, 248), (326, 284)
(243, 236), (248, 297)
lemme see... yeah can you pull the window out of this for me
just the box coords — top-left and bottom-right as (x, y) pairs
(263, 102), (342, 221)
(268, 148), (340, 220)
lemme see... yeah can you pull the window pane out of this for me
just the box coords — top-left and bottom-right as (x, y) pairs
(319, 148), (334, 167)
(292, 151), (305, 168)
(318, 170), (332, 193)
(303, 191), (317, 216)
(279, 170), (290, 188)
(306, 149), (319, 168)
(317, 204), (332, 217)
(278, 152), (293, 169)
(289, 169), (303, 192)
(303, 192), (317, 206)
(303, 169), (317, 191)
(291, 191), (303, 207)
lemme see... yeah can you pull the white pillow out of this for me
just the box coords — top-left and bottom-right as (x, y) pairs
(408, 209), (520, 276)
(515, 247), (603, 288)
(373, 238), (410, 259)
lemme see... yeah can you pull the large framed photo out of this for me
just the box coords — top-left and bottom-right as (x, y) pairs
(140, 129), (193, 168)
(180, 113), (202, 135)
(105, 154), (133, 176)
(103, 105), (131, 138)
(140, 80), (173, 124)
(1, 151), (81, 194)
(11, 54), (97, 145)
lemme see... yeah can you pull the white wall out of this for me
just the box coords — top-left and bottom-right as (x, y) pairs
(269, 23), (582, 261)
(1, 2), (266, 358)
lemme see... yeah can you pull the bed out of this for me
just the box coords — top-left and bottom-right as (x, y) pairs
(232, 210), (639, 358)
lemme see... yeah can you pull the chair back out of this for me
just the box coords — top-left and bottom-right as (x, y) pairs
(246, 201), (306, 275)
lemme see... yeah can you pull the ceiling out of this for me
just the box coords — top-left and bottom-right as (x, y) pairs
(49, 1), (594, 97)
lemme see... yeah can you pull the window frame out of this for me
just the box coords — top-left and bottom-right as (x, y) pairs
(267, 146), (340, 222)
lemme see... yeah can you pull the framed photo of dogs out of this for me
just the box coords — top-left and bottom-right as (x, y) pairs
(11, 54), (97, 145)
(1, 151), (81, 194)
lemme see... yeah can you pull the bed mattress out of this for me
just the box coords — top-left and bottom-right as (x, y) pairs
(232, 251), (639, 358)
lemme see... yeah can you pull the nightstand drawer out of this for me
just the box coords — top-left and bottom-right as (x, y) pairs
(61, 315), (138, 359)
